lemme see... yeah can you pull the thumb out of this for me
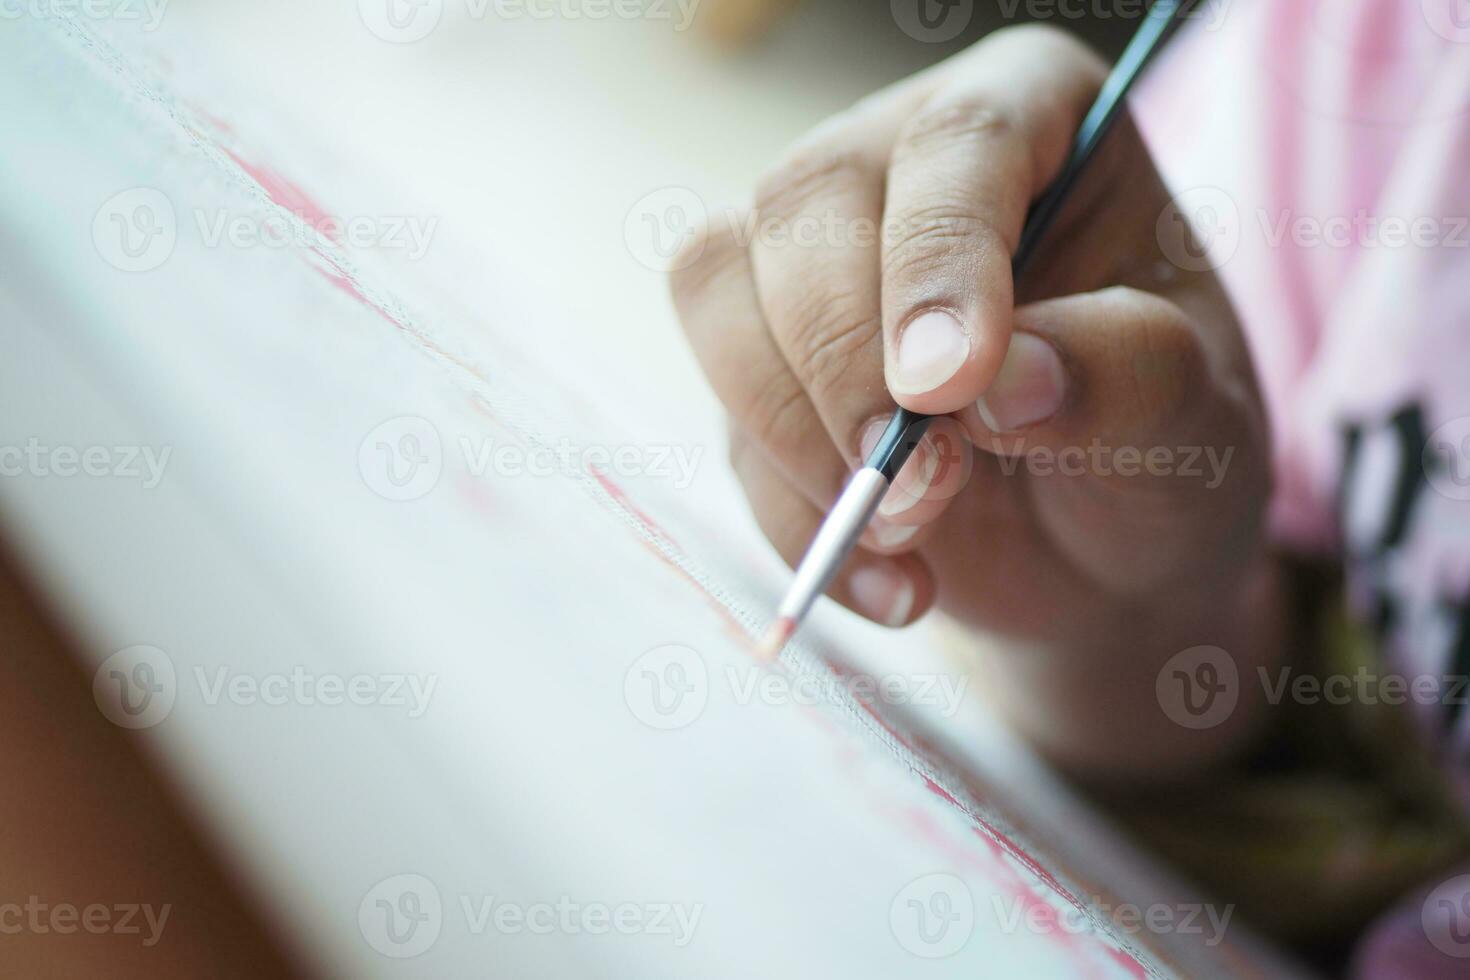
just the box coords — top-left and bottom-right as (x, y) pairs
(960, 286), (1269, 588)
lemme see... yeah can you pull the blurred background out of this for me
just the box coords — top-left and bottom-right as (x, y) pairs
(146, 0), (1140, 431)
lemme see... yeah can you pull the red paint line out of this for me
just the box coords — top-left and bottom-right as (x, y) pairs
(587, 466), (682, 553)
(222, 146), (340, 241)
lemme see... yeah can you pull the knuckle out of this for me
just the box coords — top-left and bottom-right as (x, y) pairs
(754, 147), (869, 219)
(777, 287), (882, 397)
(740, 369), (813, 461)
(667, 216), (744, 315)
(900, 98), (1021, 159)
(882, 203), (1009, 281)
(989, 22), (1107, 74)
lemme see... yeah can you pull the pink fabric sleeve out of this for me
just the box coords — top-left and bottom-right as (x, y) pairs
(1130, 1), (1470, 969)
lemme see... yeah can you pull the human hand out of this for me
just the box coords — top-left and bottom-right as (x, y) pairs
(672, 25), (1278, 773)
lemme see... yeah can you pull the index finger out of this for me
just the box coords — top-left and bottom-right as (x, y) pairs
(880, 27), (1107, 415)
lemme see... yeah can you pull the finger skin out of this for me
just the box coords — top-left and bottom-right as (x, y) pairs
(672, 205), (972, 575)
(881, 26), (1108, 415)
(670, 213), (848, 508)
(959, 287), (1270, 593)
(748, 141), (890, 469)
(859, 414), (975, 528)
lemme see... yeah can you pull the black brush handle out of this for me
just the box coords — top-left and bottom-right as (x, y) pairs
(861, 0), (1199, 481)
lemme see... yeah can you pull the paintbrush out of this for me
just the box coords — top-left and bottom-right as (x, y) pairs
(757, 0), (1201, 659)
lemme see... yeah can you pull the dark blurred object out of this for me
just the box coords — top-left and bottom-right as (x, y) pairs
(696, 0), (1141, 57)
(0, 543), (305, 979)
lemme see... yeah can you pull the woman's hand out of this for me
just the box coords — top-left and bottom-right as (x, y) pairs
(670, 25), (1281, 776)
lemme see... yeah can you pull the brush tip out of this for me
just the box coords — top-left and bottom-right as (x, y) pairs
(755, 616), (796, 661)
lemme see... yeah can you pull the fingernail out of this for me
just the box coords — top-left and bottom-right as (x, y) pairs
(975, 332), (1065, 432)
(847, 564), (915, 627)
(879, 438), (937, 517)
(859, 419), (937, 517)
(893, 310), (971, 395)
(869, 521), (919, 549)
(858, 416), (889, 464)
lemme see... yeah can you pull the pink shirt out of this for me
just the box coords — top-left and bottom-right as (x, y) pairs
(1134, 2), (1470, 973)
(1139, 0), (1470, 776)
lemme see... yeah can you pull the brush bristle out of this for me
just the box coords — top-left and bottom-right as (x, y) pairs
(755, 616), (796, 661)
